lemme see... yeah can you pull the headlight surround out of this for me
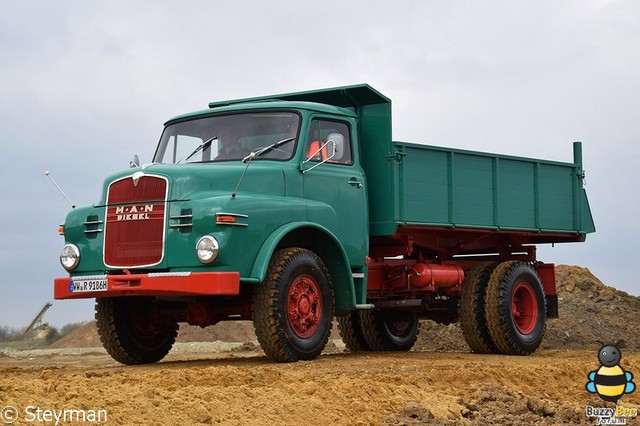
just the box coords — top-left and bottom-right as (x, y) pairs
(196, 236), (219, 264)
(60, 244), (80, 271)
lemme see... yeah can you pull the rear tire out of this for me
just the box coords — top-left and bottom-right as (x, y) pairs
(95, 297), (178, 365)
(252, 248), (333, 362)
(485, 261), (546, 355)
(360, 309), (420, 351)
(459, 262), (498, 353)
(337, 311), (372, 352)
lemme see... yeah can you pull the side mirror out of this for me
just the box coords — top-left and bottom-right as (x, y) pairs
(326, 133), (345, 161)
(301, 139), (337, 174)
(130, 154), (140, 168)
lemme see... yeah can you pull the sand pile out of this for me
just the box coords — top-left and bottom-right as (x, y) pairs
(383, 383), (591, 425)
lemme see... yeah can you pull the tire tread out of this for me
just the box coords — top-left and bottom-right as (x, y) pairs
(337, 311), (371, 352)
(459, 262), (498, 354)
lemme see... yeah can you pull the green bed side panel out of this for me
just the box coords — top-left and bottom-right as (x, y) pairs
(394, 143), (595, 236)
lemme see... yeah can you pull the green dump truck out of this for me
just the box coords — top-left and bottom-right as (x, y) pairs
(54, 84), (595, 364)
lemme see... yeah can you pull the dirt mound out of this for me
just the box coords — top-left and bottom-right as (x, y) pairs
(383, 383), (589, 425)
(175, 321), (257, 343)
(414, 264), (640, 352)
(48, 322), (101, 349)
(546, 265), (640, 349)
(413, 321), (469, 353)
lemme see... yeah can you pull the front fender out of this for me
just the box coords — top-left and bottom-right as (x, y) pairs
(249, 221), (356, 313)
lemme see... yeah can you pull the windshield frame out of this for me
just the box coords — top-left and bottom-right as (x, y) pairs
(152, 110), (301, 164)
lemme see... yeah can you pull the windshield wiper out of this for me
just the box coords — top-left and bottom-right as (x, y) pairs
(178, 135), (217, 164)
(242, 137), (295, 163)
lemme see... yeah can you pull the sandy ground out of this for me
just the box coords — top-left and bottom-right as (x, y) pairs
(1, 346), (639, 425)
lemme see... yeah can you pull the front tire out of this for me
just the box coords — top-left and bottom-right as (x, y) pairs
(484, 261), (546, 355)
(252, 248), (334, 362)
(95, 297), (178, 365)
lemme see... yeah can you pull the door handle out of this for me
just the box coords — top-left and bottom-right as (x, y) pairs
(348, 178), (363, 189)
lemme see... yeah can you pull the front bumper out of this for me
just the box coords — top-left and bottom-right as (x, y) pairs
(54, 271), (240, 300)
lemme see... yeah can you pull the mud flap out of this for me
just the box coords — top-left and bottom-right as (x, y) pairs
(546, 295), (559, 318)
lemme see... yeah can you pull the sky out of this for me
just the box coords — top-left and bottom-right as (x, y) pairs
(1, 1), (638, 329)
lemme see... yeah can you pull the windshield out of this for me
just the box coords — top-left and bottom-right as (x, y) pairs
(153, 112), (300, 164)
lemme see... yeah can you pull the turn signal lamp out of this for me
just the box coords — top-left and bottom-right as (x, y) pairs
(216, 214), (237, 225)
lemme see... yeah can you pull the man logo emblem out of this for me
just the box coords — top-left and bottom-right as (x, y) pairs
(132, 171), (145, 187)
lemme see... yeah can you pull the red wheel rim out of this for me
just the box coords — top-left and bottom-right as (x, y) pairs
(511, 282), (538, 335)
(287, 275), (322, 338)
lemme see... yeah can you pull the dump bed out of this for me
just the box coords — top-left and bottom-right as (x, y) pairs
(385, 141), (595, 241)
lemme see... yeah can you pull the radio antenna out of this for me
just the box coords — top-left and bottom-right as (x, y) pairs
(44, 171), (76, 208)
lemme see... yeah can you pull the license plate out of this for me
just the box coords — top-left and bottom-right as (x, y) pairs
(70, 278), (108, 293)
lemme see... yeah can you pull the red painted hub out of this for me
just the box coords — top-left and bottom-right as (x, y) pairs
(287, 275), (322, 338)
(511, 282), (538, 335)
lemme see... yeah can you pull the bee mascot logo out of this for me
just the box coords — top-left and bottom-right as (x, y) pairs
(586, 341), (635, 403)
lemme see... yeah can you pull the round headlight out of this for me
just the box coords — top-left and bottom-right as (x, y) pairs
(196, 236), (219, 264)
(60, 244), (80, 271)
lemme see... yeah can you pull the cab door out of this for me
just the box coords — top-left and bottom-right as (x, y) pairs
(301, 118), (368, 266)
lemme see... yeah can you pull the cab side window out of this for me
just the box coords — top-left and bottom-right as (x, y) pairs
(306, 120), (353, 165)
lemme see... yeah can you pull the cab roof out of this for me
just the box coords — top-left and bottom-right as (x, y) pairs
(165, 84), (389, 125)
